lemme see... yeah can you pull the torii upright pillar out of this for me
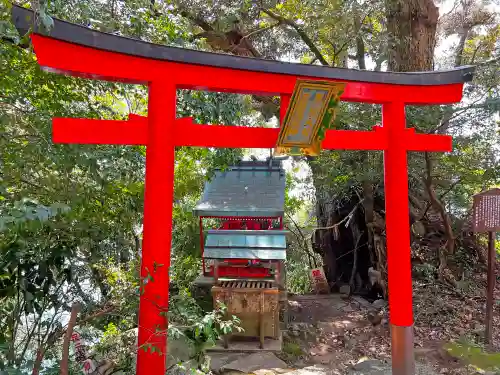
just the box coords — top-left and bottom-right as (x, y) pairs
(12, 5), (474, 375)
(383, 102), (414, 373)
(137, 81), (175, 371)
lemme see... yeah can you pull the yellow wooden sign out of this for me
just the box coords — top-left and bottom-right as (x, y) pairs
(275, 80), (345, 156)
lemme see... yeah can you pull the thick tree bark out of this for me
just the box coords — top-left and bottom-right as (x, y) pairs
(353, 1), (367, 70)
(420, 9), (475, 281)
(385, 0), (459, 284)
(385, 0), (439, 71)
(311, 0), (445, 294)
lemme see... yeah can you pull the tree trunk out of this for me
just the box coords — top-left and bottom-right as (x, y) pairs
(424, 153), (457, 286)
(386, 0), (457, 283)
(60, 303), (80, 375)
(385, 0), (439, 71)
(315, 194), (338, 283)
(310, 0), (443, 296)
(420, 13), (472, 283)
(454, 27), (470, 67)
(353, 0), (367, 70)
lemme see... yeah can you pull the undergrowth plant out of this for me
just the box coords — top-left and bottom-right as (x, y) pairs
(445, 339), (500, 373)
(167, 295), (242, 373)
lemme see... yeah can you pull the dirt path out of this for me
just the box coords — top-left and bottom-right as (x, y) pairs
(282, 294), (465, 374)
(205, 292), (494, 374)
(288, 294), (348, 324)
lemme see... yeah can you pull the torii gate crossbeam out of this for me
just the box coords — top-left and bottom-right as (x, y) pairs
(12, 5), (474, 375)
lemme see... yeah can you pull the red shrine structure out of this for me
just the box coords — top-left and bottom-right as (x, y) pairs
(194, 160), (288, 349)
(194, 160), (287, 283)
(12, 5), (475, 375)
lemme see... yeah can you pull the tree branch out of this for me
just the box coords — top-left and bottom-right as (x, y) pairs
(423, 153), (456, 259)
(476, 55), (500, 66)
(349, 230), (364, 290)
(454, 26), (470, 67)
(33, 305), (115, 375)
(285, 213), (316, 268)
(243, 22), (282, 40)
(61, 303), (81, 375)
(430, 87), (496, 134)
(1, 36), (30, 49)
(315, 199), (364, 231)
(439, 178), (463, 200)
(260, 8), (329, 66)
(176, 8), (214, 32)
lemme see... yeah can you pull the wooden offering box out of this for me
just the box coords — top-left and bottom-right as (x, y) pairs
(212, 280), (279, 349)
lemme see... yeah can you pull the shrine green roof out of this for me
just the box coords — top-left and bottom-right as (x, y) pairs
(193, 160), (285, 217)
(203, 230), (287, 260)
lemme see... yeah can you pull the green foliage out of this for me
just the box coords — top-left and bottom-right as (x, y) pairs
(317, 91), (344, 141)
(309, 102), (383, 201)
(95, 322), (137, 372)
(282, 340), (304, 357)
(181, 302), (242, 371)
(166, 297), (242, 372)
(0, 1), (248, 371)
(413, 263), (437, 282)
(169, 291), (204, 326)
(445, 340), (500, 372)
(171, 255), (202, 292)
(284, 172), (303, 215)
(286, 264), (312, 294)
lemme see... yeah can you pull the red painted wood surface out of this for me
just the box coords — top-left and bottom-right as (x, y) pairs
(52, 115), (451, 152)
(31, 34), (465, 105)
(136, 81), (175, 372)
(382, 102), (414, 327)
(207, 266), (271, 278)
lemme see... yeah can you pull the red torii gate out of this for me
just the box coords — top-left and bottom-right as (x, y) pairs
(12, 5), (474, 375)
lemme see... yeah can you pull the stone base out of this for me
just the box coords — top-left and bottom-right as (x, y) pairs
(210, 352), (288, 374)
(207, 332), (283, 352)
(279, 290), (289, 329)
(192, 275), (215, 312)
(193, 275), (216, 287)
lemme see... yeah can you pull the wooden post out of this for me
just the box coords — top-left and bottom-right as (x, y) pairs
(136, 81), (176, 374)
(214, 260), (220, 285)
(274, 261), (280, 287)
(471, 189), (500, 348)
(382, 102), (415, 375)
(485, 231), (496, 346)
(259, 291), (265, 349)
(61, 303), (81, 375)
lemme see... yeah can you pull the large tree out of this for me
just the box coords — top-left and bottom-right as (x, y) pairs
(167, 0), (499, 292)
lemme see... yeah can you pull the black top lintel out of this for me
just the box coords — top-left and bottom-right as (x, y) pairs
(11, 5), (475, 86)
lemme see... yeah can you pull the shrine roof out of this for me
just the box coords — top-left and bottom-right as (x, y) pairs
(193, 160), (285, 217)
(203, 229), (287, 260)
(12, 5), (474, 86)
(473, 188), (500, 196)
